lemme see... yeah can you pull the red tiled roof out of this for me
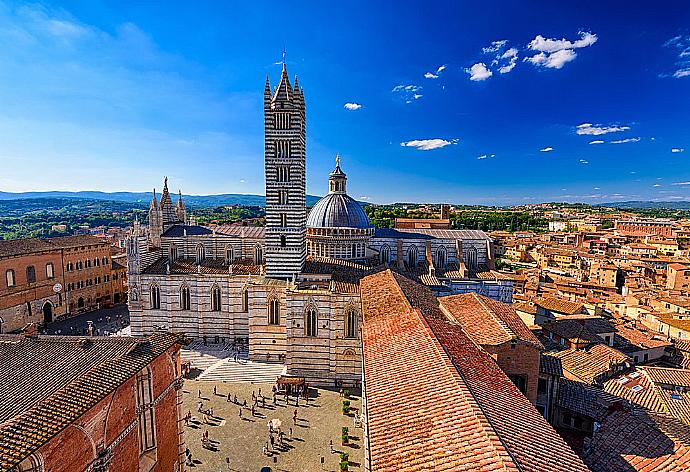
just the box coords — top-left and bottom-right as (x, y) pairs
(555, 344), (630, 385)
(361, 270), (587, 472)
(439, 293), (543, 348)
(584, 410), (690, 472)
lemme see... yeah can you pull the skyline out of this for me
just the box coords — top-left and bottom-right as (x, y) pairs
(0, 1), (689, 205)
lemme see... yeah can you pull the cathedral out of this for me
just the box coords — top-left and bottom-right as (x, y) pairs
(126, 64), (514, 386)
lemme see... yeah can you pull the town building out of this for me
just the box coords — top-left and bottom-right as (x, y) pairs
(0, 235), (123, 333)
(0, 328), (185, 472)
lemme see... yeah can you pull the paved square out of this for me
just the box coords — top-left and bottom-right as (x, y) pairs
(182, 379), (364, 472)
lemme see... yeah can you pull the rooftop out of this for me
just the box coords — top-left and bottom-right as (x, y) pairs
(0, 332), (181, 469)
(360, 269), (587, 472)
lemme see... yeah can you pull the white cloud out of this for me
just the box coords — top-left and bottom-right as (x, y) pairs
(672, 148), (685, 153)
(540, 147), (554, 152)
(498, 47), (518, 73)
(239, 179), (245, 183)
(579, 159), (589, 164)
(673, 181), (690, 186)
(664, 35), (690, 78)
(525, 31), (597, 69)
(392, 84), (423, 103)
(589, 140), (605, 145)
(576, 123), (631, 136)
(400, 138), (458, 151)
(359, 196), (371, 201)
(466, 62), (492, 81)
(477, 154), (488, 160)
(525, 49), (577, 69)
(653, 184), (661, 187)
(611, 137), (640, 144)
(343, 102), (362, 110)
(483, 40), (508, 54)
(424, 64), (447, 79)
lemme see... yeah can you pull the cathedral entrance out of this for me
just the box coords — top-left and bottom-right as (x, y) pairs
(42, 302), (53, 324)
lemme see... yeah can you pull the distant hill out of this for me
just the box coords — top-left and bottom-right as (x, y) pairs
(0, 191), (322, 208)
(597, 201), (690, 210)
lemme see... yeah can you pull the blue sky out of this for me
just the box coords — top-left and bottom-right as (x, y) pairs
(0, 1), (689, 205)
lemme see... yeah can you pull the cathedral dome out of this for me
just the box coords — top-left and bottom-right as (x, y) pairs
(307, 193), (372, 229)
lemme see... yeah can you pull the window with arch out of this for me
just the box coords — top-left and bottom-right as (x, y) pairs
(26, 265), (36, 283)
(225, 246), (234, 263)
(196, 244), (206, 264)
(211, 286), (221, 311)
(169, 245), (178, 261)
(436, 246), (447, 269)
(305, 307), (318, 337)
(136, 367), (157, 453)
(406, 246), (418, 270)
(180, 286), (191, 310)
(5, 269), (15, 288)
(255, 245), (263, 264)
(345, 307), (358, 339)
(46, 262), (55, 279)
(380, 245), (391, 265)
(268, 298), (280, 325)
(279, 190), (289, 205)
(280, 235), (287, 247)
(466, 246), (478, 270)
(242, 287), (249, 312)
(150, 285), (160, 309)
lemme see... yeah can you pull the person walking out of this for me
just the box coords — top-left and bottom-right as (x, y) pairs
(329, 439), (334, 454)
(198, 389), (201, 398)
(239, 408), (243, 419)
(227, 392), (231, 402)
(293, 409), (298, 424)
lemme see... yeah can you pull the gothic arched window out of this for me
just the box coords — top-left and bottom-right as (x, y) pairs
(150, 285), (160, 309)
(436, 246), (447, 269)
(345, 307), (358, 339)
(225, 246), (234, 263)
(211, 286), (221, 311)
(242, 287), (249, 312)
(305, 307), (318, 337)
(255, 245), (263, 264)
(136, 367), (157, 453)
(406, 246), (418, 270)
(196, 244), (205, 264)
(268, 299), (280, 325)
(466, 246), (478, 271)
(169, 244), (178, 261)
(180, 286), (191, 310)
(380, 245), (391, 265)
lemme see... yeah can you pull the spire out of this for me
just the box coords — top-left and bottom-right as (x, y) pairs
(272, 61), (293, 102)
(150, 188), (159, 208)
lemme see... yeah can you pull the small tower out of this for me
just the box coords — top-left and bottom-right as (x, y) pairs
(160, 177), (178, 228)
(264, 63), (307, 279)
(148, 188), (163, 248)
(329, 154), (347, 194)
(176, 190), (187, 225)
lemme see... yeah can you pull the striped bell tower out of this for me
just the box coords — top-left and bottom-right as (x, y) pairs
(264, 63), (307, 279)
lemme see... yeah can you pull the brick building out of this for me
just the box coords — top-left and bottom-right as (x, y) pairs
(667, 263), (690, 292)
(615, 218), (675, 237)
(0, 240), (64, 333)
(0, 329), (185, 472)
(0, 235), (121, 333)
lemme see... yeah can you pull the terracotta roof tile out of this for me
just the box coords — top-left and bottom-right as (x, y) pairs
(360, 270), (588, 472)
